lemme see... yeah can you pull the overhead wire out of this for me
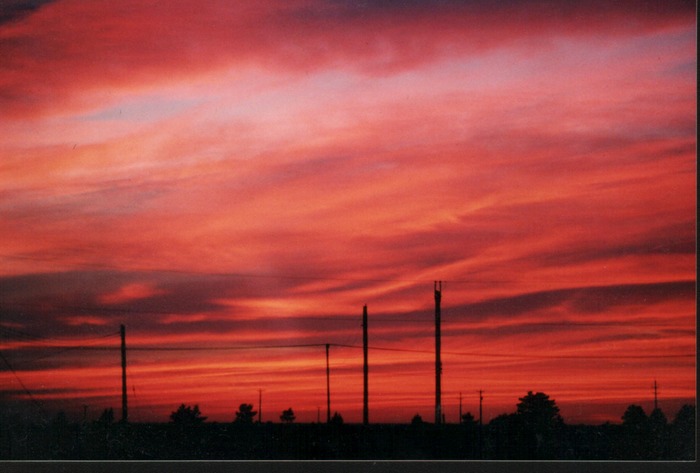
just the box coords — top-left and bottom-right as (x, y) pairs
(127, 343), (328, 352)
(1, 310), (690, 365)
(3, 331), (121, 366)
(9, 340), (687, 361)
(0, 350), (49, 419)
(330, 343), (694, 360)
(2, 250), (694, 423)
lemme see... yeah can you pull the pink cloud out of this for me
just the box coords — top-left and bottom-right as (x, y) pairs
(0, 0), (695, 424)
(0, 0), (694, 118)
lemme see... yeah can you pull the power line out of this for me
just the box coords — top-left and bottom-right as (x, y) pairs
(441, 350), (695, 360)
(3, 339), (693, 360)
(332, 343), (694, 360)
(128, 343), (328, 352)
(0, 350), (48, 418)
(7, 332), (121, 366)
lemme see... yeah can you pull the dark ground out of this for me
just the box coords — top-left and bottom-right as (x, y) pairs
(0, 417), (695, 460)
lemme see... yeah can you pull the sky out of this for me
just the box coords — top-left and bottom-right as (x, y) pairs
(0, 0), (696, 425)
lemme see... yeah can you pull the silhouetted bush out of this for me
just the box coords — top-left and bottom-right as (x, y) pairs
(234, 403), (257, 424)
(170, 404), (206, 426)
(280, 407), (295, 423)
(0, 400), (694, 460)
(330, 411), (343, 425)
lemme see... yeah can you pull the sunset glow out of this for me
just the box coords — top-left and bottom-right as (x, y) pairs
(0, 0), (696, 426)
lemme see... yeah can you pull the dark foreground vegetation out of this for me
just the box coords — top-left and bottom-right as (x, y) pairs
(1, 406), (695, 460)
(1, 393), (694, 460)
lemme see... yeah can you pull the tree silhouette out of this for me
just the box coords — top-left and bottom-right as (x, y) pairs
(515, 391), (563, 458)
(621, 404), (647, 431)
(234, 403), (257, 424)
(330, 411), (343, 425)
(673, 404), (695, 427)
(648, 407), (669, 459)
(489, 413), (527, 459)
(170, 404), (207, 425)
(671, 404), (695, 460)
(516, 391), (563, 428)
(620, 404), (649, 459)
(280, 407), (296, 423)
(461, 411), (476, 426)
(411, 413), (424, 425)
(648, 407), (667, 426)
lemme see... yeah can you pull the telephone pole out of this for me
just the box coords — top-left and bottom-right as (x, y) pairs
(120, 324), (127, 423)
(326, 343), (331, 423)
(478, 389), (484, 459)
(653, 380), (658, 411)
(479, 390), (483, 427)
(362, 304), (369, 425)
(459, 392), (463, 424)
(434, 281), (442, 425)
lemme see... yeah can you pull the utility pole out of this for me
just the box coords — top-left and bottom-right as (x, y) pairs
(434, 281), (442, 425)
(478, 389), (484, 459)
(326, 343), (331, 423)
(362, 304), (369, 425)
(653, 380), (658, 411)
(479, 390), (483, 427)
(120, 324), (127, 423)
(459, 392), (463, 424)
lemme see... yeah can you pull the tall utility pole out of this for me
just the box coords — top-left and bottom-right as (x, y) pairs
(326, 343), (331, 423)
(459, 392), (463, 424)
(362, 304), (369, 425)
(653, 380), (658, 411)
(478, 390), (484, 459)
(120, 324), (127, 423)
(434, 281), (442, 425)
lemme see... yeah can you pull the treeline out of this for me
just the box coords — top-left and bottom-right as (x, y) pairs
(0, 393), (694, 460)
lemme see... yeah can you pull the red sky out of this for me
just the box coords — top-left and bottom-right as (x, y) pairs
(0, 0), (696, 425)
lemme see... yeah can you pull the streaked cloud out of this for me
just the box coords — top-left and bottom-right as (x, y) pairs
(0, 0), (695, 423)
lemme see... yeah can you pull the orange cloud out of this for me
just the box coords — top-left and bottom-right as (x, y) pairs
(0, 0), (695, 424)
